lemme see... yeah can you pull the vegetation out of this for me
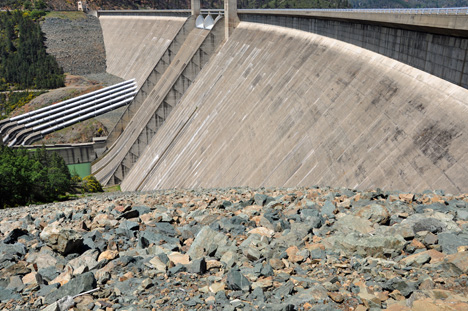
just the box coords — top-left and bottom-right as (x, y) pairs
(0, 10), (64, 91)
(81, 175), (104, 193)
(0, 145), (103, 208)
(0, 91), (45, 119)
(0, 0), (352, 10)
(2, 0), (467, 10)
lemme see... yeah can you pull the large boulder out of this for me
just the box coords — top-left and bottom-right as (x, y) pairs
(40, 223), (85, 256)
(45, 272), (96, 304)
(325, 233), (405, 258)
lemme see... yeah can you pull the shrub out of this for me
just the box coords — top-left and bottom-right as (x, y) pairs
(81, 175), (103, 193)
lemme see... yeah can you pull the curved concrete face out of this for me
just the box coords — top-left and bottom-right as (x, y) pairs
(121, 22), (468, 194)
(99, 16), (186, 86)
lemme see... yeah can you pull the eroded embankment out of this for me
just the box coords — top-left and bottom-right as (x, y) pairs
(121, 22), (468, 193)
(99, 16), (187, 87)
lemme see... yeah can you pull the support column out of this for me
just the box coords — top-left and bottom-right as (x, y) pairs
(225, 0), (239, 38)
(191, 0), (200, 16)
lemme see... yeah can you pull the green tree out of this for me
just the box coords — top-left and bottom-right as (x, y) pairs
(0, 145), (74, 208)
(0, 10), (64, 91)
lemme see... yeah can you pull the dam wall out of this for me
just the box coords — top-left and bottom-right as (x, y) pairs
(121, 22), (468, 194)
(102, 16), (197, 149)
(93, 18), (226, 185)
(239, 12), (468, 89)
(99, 15), (187, 86)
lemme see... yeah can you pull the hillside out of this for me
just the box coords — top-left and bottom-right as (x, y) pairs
(1, 0), (351, 10)
(2, 0), (468, 10)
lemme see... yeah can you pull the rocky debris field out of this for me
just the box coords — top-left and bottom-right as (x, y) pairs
(41, 13), (107, 76)
(1, 187), (468, 311)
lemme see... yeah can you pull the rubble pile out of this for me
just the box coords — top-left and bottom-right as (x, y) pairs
(1, 187), (468, 310)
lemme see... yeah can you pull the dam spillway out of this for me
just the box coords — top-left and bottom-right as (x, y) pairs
(94, 8), (468, 194)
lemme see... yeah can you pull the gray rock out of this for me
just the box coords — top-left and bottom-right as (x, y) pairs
(251, 286), (265, 302)
(321, 200), (335, 218)
(414, 202), (446, 214)
(301, 209), (322, 228)
(457, 209), (468, 221)
(0, 287), (21, 302)
(327, 233), (405, 258)
(119, 220), (139, 231)
(6, 275), (23, 292)
(384, 278), (417, 297)
(288, 285), (328, 304)
(154, 222), (177, 237)
(215, 290), (229, 303)
(133, 206), (151, 215)
(168, 264), (187, 275)
(438, 232), (468, 254)
(355, 204), (390, 225)
(332, 215), (374, 235)
(45, 272), (97, 304)
(226, 269), (251, 291)
(273, 281), (294, 299)
(246, 248), (262, 261)
(0, 242), (27, 258)
(40, 228), (86, 256)
(413, 218), (444, 233)
(309, 248), (325, 260)
(255, 193), (275, 207)
(189, 257), (207, 275)
(260, 263), (274, 277)
(188, 226), (228, 260)
(3, 228), (29, 244)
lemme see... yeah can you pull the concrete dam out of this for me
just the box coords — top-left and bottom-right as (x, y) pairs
(92, 5), (468, 194)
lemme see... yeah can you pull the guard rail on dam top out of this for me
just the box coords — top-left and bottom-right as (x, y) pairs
(0, 79), (137, 146)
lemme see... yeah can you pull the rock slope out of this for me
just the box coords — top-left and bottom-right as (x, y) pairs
(1, 187), (468, 310)
(41, 14), (107, 76)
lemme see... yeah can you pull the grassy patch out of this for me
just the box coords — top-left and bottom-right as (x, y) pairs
(104, 184), (121, 193)
(45, 11), (87, 20)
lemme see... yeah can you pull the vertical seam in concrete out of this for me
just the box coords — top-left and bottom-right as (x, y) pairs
(460, 47), (468, 87)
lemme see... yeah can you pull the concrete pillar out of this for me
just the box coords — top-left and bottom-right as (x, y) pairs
(225, 0), (239, 38)
(191, 0), (200, 16)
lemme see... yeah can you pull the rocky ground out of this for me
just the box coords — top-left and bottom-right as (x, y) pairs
(41, 12), (107, 76)
(1, 187), (468, 311)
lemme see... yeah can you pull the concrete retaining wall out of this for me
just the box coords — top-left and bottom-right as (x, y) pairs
(121, 22), (468, 194)
(20, 144), (96, 165)
(239, 13), (468, 89)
